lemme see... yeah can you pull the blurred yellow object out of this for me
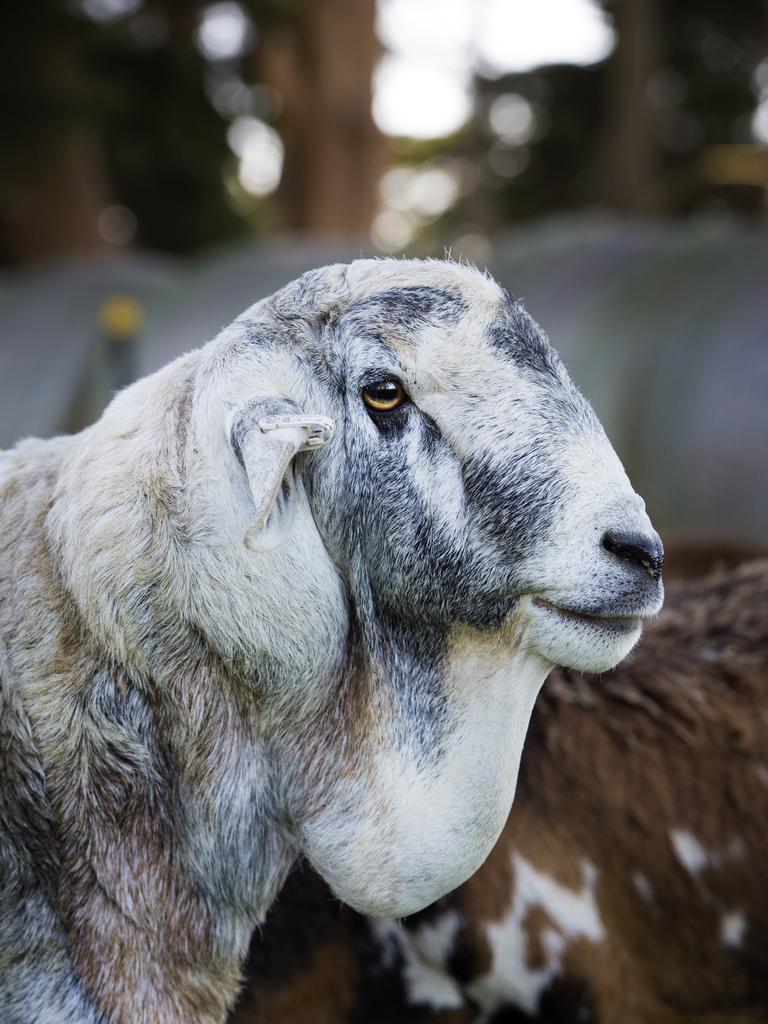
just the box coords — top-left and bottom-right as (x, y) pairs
(696, 144), (768, 187)
(99, 294), (144, 339)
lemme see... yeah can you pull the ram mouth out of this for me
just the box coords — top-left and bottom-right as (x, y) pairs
(532, 597), (642, 635)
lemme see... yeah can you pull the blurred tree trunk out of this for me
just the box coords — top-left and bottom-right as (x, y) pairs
(258, 0), (387, 235)
(1, 134), (112, 265)
(602, 0), (663, 214)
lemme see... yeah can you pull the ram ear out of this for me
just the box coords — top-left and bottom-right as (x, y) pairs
(227, 398), (335, 551)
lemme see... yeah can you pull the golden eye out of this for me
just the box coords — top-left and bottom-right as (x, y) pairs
(362, 380), (406, 412)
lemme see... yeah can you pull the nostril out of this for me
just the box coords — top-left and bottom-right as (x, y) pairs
(602, 530), (664, 581)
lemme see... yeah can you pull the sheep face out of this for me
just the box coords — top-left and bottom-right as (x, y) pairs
(264, 261), (663, 665)
(206, 259), (663, 918)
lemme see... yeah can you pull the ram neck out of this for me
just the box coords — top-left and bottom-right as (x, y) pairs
(0, 456), (292, 1024)
(12, 605), (294, 1024)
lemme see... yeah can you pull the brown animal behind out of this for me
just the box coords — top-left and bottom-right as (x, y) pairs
(232, 556), (768, 1024)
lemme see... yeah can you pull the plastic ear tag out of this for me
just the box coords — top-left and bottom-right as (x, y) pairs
(258, 414), (335, 451)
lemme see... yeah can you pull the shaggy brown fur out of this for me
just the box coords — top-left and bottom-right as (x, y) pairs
(232, 559), (768, 1024)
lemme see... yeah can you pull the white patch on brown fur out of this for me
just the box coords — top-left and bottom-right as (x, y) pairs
(466, 855), (604, 1016)
(372, 914), (465, 1011)
(669, 829), (709, 876)
(670, 830), (746, 878)
(720, 910), (746, 949)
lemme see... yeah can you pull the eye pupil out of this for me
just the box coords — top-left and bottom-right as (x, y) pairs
(369, 382), (397, 401)
(362, 380), (405, 412)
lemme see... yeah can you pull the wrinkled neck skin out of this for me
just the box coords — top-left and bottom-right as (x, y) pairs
(16, 362), (550, 1024)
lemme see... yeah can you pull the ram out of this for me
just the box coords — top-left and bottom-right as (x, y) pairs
(0, 259), (662, 1023)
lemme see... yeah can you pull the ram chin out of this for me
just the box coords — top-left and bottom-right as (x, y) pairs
(521, 593), (645, 673)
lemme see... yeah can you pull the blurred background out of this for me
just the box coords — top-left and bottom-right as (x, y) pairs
(1, 0), (767, 544)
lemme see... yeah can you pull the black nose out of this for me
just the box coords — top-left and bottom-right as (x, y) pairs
(602, 530), (664, 581)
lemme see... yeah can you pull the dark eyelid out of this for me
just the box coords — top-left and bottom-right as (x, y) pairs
(361, 374), (403, 389)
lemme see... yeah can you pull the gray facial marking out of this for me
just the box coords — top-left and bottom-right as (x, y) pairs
(462, 441), (567, 572)
(376, 613), (450, 765)
(488, 294), (561, 379)
(345, 285), (469, 332)
(332, 407), (510, 631)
